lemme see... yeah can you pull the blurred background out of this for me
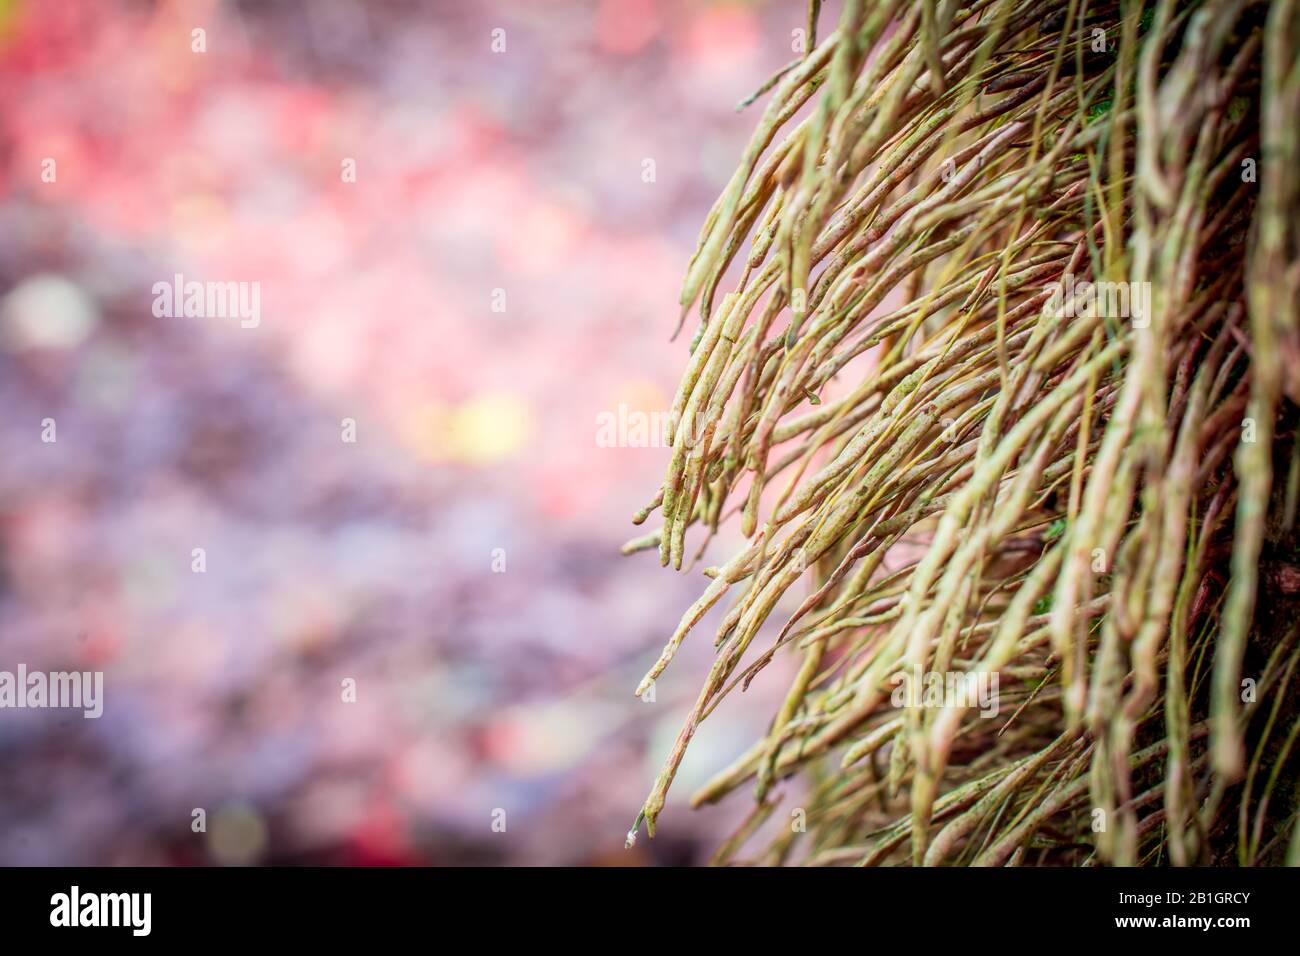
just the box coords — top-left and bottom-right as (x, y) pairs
(0, 0), (810, 864)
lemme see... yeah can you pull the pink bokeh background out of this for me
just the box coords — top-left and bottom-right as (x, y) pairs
(0, 0), (819, 864)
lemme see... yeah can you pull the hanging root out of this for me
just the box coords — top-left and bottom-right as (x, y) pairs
(624, 0), (1300, 865)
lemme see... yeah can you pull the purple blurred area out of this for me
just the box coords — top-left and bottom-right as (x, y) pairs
(0, 0), (804, 864)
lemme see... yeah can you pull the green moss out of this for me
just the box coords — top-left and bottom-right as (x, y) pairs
(1087, 91), (1114, 124)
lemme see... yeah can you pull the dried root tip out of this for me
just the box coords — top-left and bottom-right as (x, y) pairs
(632, 490), (663, 525)
(620, 530), (662, 556)
(624, 811), (647, 849)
